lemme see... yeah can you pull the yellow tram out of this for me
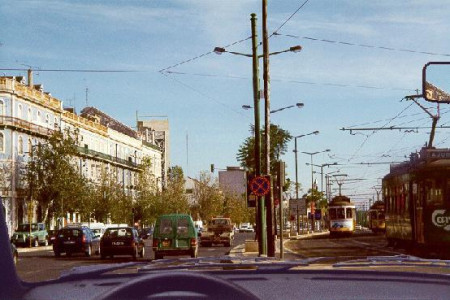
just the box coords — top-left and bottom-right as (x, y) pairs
(368, 201), (385, 233)
(328, 195), (356, 236)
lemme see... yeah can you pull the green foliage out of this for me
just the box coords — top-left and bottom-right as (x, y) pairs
(236, 124), (292, 174)
(25, 129), (88, 223)
(222, 192), (255, 225)
(192, 172), (223, 221)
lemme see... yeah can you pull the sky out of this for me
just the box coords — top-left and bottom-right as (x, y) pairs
(1, 0), (450, 206)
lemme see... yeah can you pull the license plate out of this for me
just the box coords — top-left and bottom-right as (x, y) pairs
(112, 241), (124, 246)
(64, 241), (75, 244)
(162, 240), (170, 247)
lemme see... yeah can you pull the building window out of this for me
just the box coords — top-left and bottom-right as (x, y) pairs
(46, 114), (50, 126)
(0, 132), (4, 152)
(0, 99), (4, 116)
(37, 111), (41, 122)
(18, 104), (22, 119)
(18, 136), (23, 154)
(28, 138), (32, 153)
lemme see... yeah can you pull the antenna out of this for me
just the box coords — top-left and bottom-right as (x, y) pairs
(186, 131), (189, 176)
(85, 88), (89, 107)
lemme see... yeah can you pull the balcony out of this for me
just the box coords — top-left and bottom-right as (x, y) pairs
(0, 116), (54, 137)
(77, 146), (141, 170)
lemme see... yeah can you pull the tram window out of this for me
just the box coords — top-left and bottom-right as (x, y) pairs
(329, 209), (336, 219)
(425, 179), (443, 205)
(346, 208), (352, 218)
(337, 208), (345, 219)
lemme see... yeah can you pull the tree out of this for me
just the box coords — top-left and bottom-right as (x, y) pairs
(191, 172), (223, 221)
(25, 129), (88, 224)
(222, 192), (255, 225)
(236, 124), (292, 174)
(160, 166), (189, 215)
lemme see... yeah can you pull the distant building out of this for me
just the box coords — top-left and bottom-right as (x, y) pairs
(0, 73), (163, 235)
(218, 167), (246, 197)
(137, 119), (169, 187)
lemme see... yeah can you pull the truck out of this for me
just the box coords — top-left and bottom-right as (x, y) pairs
(200, 217), (234, 247)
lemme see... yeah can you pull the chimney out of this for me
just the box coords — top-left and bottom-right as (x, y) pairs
(27, 69), (33, 87)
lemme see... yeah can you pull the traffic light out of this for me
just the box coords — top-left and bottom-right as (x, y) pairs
(210, 164), (215, 173)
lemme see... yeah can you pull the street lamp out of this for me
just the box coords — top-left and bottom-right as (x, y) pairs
(242, 102), (304, 114)
(292, 131), (319, 235)
(213, 45), (302, 58)
(325, 170), (340, 202)
(305, 162), (338, 193)
(301, 149), (330, 232)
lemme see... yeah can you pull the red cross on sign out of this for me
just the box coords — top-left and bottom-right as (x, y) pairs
(250, 176), (271, 196)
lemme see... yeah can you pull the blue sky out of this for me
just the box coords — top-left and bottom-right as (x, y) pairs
(2, 0), (450, 205)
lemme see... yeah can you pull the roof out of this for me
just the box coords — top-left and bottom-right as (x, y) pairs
(80, 106), (138, 139)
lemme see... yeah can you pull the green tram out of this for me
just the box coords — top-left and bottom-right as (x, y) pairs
(383, 147), (450, 255)
(368, 201), (385, 233)
(328, 195), (356, 236)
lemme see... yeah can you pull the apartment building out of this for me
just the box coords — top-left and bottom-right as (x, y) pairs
(0, 74), (163, 236)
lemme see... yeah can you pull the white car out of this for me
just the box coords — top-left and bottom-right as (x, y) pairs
(239, 223), (254, 233)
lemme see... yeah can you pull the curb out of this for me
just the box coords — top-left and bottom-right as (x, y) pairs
(17, 245), (53, 253)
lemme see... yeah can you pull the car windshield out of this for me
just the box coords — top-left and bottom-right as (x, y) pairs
(104, 228), (132, 238)
(17, 224), (31, 232)
(2, 1), (450, 299)
(58, 229), (81, 237)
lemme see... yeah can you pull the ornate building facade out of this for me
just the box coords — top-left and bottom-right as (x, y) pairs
(0, 73), (163, 235)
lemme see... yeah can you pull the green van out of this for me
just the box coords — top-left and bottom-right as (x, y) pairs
(152, 214), (198, 259)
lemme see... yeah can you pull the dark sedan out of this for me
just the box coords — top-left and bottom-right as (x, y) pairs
(53, 225), (100, 257)
(100, 227), (145, 260)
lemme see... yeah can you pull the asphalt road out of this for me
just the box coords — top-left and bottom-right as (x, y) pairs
(15, 232), (254, 283)
(284, 230), (407, 263)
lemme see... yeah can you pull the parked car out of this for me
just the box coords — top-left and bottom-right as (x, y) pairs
(46, 229), (57, 245)
(152, 214), (198, 259)
(11, 223), (48, 247)
(239, 223), (254, 233)
(83, 222), (107, 239)
(52, 225), (100, 257)
(139, 227), (154, 239)
(100, 227), (145, 260)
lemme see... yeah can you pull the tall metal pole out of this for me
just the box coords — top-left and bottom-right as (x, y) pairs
(251, 13), (265, 256)
(295, 138), (299, 200)
(262, 0), (274, 258)
(294, 138), (300, 235)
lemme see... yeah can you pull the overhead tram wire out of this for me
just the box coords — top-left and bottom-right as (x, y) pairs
(160, 71), (249, 118)
(164, 70), (414, 92)
(158, 36), (252, 73)
(0, 68), (138, 73)
(270, 0), (310, 38)
(275, 33), (450, 57)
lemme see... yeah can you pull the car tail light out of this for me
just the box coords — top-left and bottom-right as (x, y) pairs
(190, 238), (197, 246)
(82, 235), (86, 243)
(152, 239), (158, 247)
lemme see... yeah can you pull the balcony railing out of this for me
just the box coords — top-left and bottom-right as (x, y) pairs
(0, 116), (54, 137)
(77, 146), (140, 169)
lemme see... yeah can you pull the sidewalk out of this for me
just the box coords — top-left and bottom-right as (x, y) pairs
(229, 231), (328, 258)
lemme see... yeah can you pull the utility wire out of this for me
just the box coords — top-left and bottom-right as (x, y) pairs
(277, 33), (450, 57)
(158, 36), (252, 73)
(160, 72), (248, 118)
(164, 70), (414, 92)
(270, 0), (310, 38)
